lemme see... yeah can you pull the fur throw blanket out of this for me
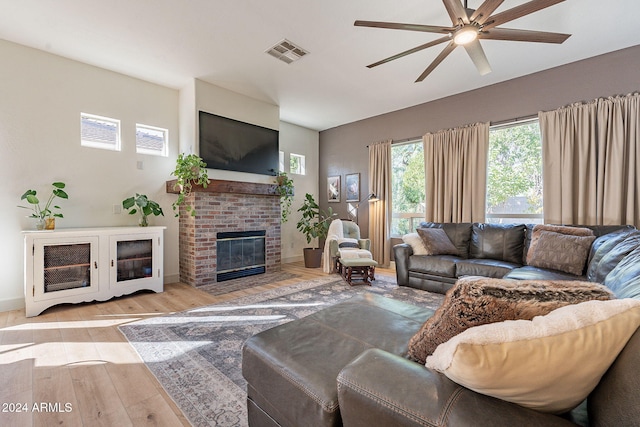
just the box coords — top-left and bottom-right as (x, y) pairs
(408, 277), (614, 364)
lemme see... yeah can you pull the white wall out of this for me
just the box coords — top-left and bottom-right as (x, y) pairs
(0, 39), (180, 311)
(278, 122), (320, 262)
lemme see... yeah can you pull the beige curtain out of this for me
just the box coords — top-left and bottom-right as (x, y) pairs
(423, 122), (489, 223)
(539, 93), (640, 226)
(368, 140), (391, 267)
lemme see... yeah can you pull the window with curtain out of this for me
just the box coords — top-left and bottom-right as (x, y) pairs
(486, 120), (543, 224)
(391, 140), (425, 236)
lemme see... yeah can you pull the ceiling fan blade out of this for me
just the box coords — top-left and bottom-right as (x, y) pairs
(415, 41), (457, 82)
(354, 20), (454, 34)
(483, 0), (566, 30)
(469, 0), (505, 24)
(480, 27), (570, 43)
(442, 0), (470, 25)
(463, 39), (492, 75)
(367, 36), (451, 68)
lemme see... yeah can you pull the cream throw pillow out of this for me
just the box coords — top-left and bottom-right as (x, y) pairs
(425, 299), (640, 414)
(402, 232), (429, 255)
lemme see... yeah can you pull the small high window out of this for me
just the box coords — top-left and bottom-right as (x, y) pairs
(136, 124), (168, 156)
(290, 153), (306, 175)
(81, 113), (121, 151)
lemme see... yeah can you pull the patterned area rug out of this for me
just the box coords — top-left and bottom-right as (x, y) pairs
(119, 274), (444, 427)
(198, 271), (299, 296)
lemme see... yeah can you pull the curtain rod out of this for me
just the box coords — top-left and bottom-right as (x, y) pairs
(365, 114), (539, 147)
(490, 114), (538, 128)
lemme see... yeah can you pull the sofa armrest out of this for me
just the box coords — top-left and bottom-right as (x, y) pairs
(329, 239), (339, 257)
(393, 243), (413, 286)
(358, 238), (370, 251)
(337, 349), (575, 427)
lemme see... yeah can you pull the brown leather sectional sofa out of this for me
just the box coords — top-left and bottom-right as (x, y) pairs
(242, 223), (640, 426)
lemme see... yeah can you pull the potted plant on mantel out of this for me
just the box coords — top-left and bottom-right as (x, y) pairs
(275, 171), (294, 223)
(171, 153), (210, 217)
(122, 193), (164, 226)
(296, 193), (336, 268)
(18, 182), (69, 230)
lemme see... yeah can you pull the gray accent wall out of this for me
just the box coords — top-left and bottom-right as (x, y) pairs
(319, 44), (640, 239)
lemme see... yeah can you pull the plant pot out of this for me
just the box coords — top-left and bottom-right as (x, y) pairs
(302, 247), (323, 268)
(139, 215), (149, 227)
(36, 218), (45, 230)
(44, 218), (55, 230)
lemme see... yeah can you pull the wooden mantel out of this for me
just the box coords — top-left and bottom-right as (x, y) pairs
(165, 179), (279, 197)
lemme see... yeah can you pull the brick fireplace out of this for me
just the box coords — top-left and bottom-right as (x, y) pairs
(167, 179), (281, 287)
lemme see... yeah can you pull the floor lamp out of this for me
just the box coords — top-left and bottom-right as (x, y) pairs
(354, 193), (378, 225)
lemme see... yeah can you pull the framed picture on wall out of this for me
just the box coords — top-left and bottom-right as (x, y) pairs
(327, 175), (340, 202)
(345, 173), (360, 202)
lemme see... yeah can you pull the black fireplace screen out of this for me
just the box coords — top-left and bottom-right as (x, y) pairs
(216, 230), (266, 281)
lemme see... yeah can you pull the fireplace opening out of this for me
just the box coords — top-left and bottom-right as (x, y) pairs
(216, 230), (266, 282)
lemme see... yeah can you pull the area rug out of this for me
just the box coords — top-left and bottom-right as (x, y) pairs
(119, 275), (444, 427)
(197, 271), (299, 296)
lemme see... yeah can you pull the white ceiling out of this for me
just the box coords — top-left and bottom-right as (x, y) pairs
(1, 0), (638, 131)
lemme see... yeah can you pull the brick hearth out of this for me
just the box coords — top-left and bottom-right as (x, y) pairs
(167, 179), (281, 287)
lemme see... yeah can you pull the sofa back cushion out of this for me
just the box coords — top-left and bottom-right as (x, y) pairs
(418, 222), (472, 258)
(587, 229), (639, 281)
(604, 245), (640, 299)
(469, 223), (526, 264)
(591, 232), (640, 284)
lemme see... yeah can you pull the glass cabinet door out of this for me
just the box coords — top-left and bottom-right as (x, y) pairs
(33, 237), (99, 301)
(111, 234), (158, 286)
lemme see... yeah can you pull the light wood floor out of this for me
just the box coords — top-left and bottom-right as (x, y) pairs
(0, 262), (394, 426)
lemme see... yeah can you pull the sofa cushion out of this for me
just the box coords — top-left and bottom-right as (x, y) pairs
(407, 277), (612, 364)
(425, 299), (640, 414)
(408, 255), (459, 278)
(416, 228), (458, 256)
(527, 230), (595, 275)
(587, 229), (638, 277)
(604, 246), (640, 299)
(469, 223), (526, 264)
(455, 259), (519, 279)
(418, 222), (473, 258)
(402, 233), (429, 255)
(504, 265), (586, 281)
(591, 232), (640, 284)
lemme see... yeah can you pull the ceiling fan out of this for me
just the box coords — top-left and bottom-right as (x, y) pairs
(355, 0), (571, 82)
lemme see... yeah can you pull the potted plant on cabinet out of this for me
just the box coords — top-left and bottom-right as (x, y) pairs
(18, 182), (69, 230)
(296, 193), (336, 268)
(122, 193), (164, 226)
(275, 172), (294, 223)
(171, 153), (210, 217)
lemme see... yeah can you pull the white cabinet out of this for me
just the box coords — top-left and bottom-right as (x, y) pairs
(24, 227), (165, 317)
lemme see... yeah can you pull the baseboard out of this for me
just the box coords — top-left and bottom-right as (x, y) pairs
(281, 255), (303, 264)
(164, 273), (180, 284)
(0, 296), (25, 313)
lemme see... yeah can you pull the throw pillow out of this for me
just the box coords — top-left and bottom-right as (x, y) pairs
(416, 228), (458, 256)
(527, 224), (594, 265)
(407, 277), (613, 364)
(402, 233), (429, 255)
(425, 299), (640, 414)
(527, 230), (595, 275)
(337, 238), (359, 249)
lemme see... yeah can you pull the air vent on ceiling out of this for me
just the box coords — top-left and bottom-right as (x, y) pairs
(266, 39), (308, 64)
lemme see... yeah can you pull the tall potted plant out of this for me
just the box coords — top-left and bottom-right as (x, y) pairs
(296, 193), (335, 268)
(18, 182), (69, 230)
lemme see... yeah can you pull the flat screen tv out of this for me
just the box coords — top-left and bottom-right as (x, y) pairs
(198, 110), (279, 176)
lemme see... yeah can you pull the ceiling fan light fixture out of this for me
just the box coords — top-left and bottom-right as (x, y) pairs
(453, 26), (478, 45)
